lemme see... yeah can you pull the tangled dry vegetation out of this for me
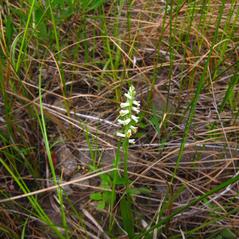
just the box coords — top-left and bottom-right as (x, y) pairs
(0, 1), (239, 238)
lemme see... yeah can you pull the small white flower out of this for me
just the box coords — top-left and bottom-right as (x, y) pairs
(129, 139), (135, 144)
(126, 129), (132, 138)
(129, 85), (135, 94)
(117, 119), (125, 125)
(124, 92), (132, 100)
(130, 125), (138, 133)
(133, 100), (140, 107)
(120, 102), (130, 108)
(118, 118), (131, 125)
(116, 132), (126, 138)
(132, 106), (140, 113)
(120, 109), (129, 116)
(131, 115), (139, 123)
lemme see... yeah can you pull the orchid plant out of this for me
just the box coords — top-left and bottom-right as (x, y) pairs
(113, 85), (140, 236)
(91, 85), (140, 236)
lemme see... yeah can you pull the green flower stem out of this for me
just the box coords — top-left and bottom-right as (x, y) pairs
(123, 138), (129, 188)
(109, 143), (121, 231)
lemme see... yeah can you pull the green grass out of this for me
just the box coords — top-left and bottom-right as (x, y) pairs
(0, 0), (239, 238)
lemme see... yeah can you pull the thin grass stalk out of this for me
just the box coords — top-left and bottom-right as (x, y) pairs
(15, 0), (35, 73)
(137, 165), (239, 238)
(171, 0), (227, 182)
(38, 67), (69, 238)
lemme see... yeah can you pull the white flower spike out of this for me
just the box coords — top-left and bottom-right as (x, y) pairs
(116, 85), (140, 144)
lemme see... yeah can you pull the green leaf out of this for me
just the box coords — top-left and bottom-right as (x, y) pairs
(5, 16), (14, 45)
(90, 192), (102, 201)
(103, 191), (113, 203)
(100, 174), (111, 187)
(35, 9), (48, 40)
(127, 187), (151, 196)
(97, 200), (105, 210)
(120, 195), (134, 238)
(115, 175), (127, 185)
(89, 164), (97, 171)
(219, 228), (236, 239)
(61, 6), (75, 19)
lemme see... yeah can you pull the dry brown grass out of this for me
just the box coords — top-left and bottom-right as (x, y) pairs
(0, 0), (239, 238)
